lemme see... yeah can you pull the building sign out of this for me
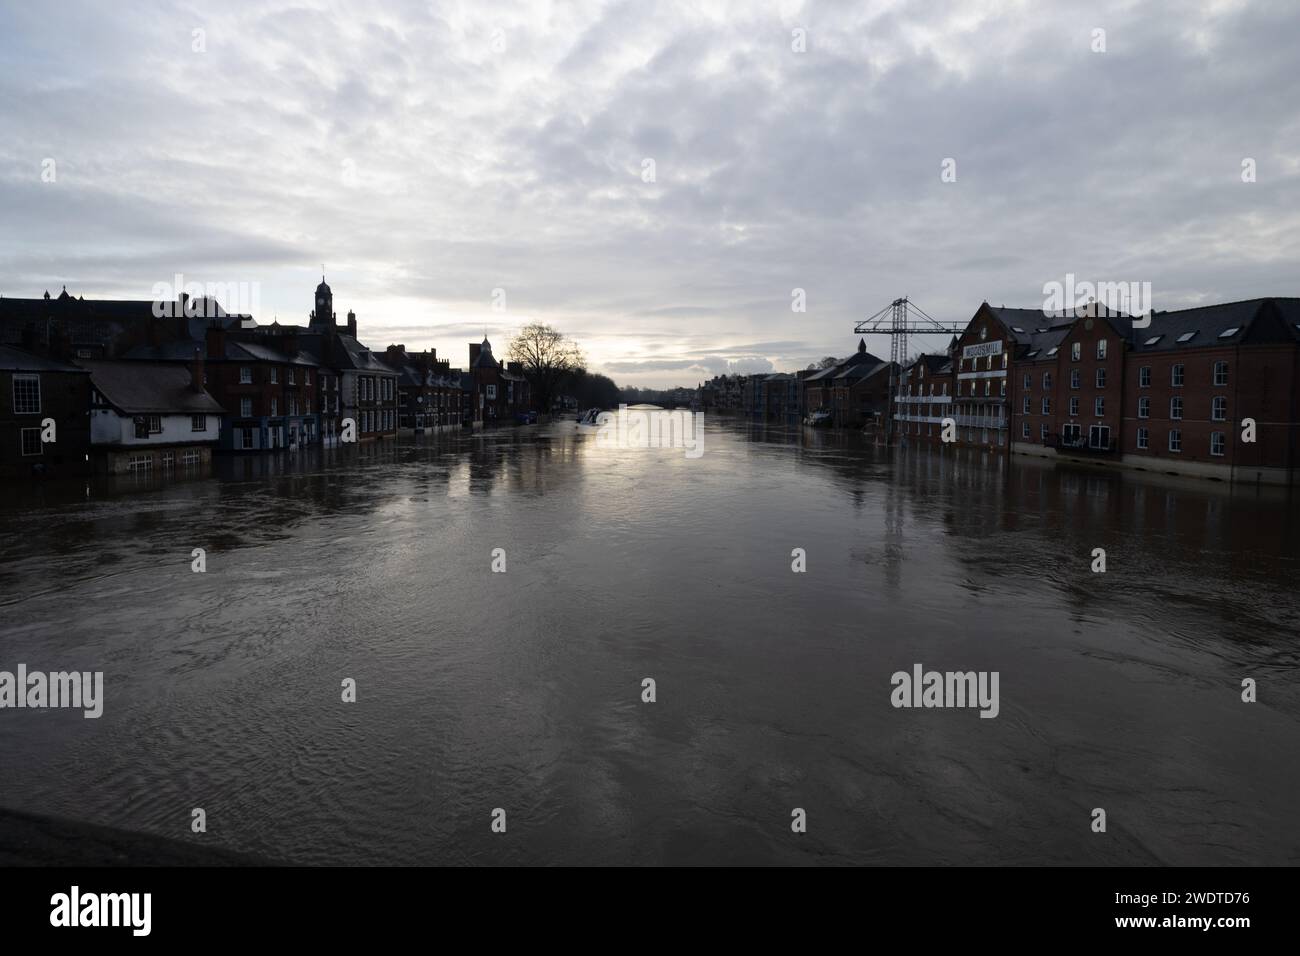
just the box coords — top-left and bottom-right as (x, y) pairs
(962, 340), (1003, 360)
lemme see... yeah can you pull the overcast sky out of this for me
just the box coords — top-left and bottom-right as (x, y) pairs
(2, 0), (1298, 387)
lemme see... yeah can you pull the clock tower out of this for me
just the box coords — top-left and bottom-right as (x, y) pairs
(310, 275), (334, 331)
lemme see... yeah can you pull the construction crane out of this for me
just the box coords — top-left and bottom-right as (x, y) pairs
(854, 298), (967, 440)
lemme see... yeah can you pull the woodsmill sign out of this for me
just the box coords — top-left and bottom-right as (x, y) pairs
(962, 340), (1003, 360)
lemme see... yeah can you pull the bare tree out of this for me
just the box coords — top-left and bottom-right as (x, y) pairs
(507, 322), (586, 416)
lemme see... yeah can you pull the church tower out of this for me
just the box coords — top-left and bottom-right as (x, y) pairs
(311, 275), (333, 331)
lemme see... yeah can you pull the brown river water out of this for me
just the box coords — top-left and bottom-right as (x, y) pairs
(1, 419), (1297, 865)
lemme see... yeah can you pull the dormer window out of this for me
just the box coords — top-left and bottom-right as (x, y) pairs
(1176, 331), (1197, 343)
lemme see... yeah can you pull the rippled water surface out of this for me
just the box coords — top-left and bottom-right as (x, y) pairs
(1, 420), (1298, 865)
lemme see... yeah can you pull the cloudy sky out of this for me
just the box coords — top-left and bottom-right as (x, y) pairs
(2, 0), (1298, 387)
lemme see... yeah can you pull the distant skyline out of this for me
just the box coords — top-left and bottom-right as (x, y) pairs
(3, 0), (1299, 387)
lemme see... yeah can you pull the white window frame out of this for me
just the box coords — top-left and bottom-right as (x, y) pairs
(12, 373), (41, 415)
(1168, 429), (1182, 452)
(1210, 432), (1225, 457)
(1212, 396), (1227, 422)
(1170, 396), (1183, 420)
(240, 366), (252, 384)
(20, 426), (42, 456)
(1136, 427), (1149, 450)
(1213, 361), (1228, 386)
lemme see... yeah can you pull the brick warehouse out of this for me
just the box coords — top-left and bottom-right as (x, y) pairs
(894, 297), (1300, 485)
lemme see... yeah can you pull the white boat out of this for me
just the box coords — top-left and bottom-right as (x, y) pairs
(804, 409), (832, 427)
(576, 408), (602, 425)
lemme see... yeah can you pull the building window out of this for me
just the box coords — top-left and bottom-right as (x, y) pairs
(1002, 353), (1009, 369)
(1070, 369), (1080, 389)
(999, 379), (1006, 396)
(289, 369), (296, 385)
(1041, 397), (1051, 414)
(1022, 421), (1030, 438)
(1137, 427), (1149, 449)
(1069, 397), (1079, 417)
(1089, 424), (1110, 449)
(20, 427), (42, 456)
(1169, 429), (1182, 452)
(304, 370), (311, 386)
(1071, 342), (1081, 361)
(1040, 423), (1049, 441)
(241, 428), (254, 449)
(270, 398), (278, 417)
(240, 398), (253, 418)
(1023, 372), (1031, 390)
(1094, 397), (1104, 417)
(1097, 339), (1107, 359)
(1043, 372), (1053, 389)
(1022, 395), (1031, 414)
(1211, 432), (1226, 457)
(1213, 361), (1228, 386)
(1171, 364), (1184, 387)
(161, 451), (174, 468)
(1170, 396), (1183, 420)
(271, 367), (278, 384)
(984, 380), (991, 396)
(1212, 396), (1227, 421)
(1139, 366), (1151, 387)
(191, 414), (206, 432)
(1138, 396), (1150, 418)
(128, 453), (152, 473)
(1095, 368), (1106, 388)
(147, 414), (162, 434)
(1062, 423), (1080, 444)
(240, 366), (252, 384)
(182, 449), (200, 466)
(12, 374), (40, 414)
(487, 384), (497, 400)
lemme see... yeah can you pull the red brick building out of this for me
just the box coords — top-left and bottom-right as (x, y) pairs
(897, 297), (1300, 485)
(467, 338), (530, 426)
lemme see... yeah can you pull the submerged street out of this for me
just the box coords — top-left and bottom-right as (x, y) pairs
(1, 420), (1297, 865)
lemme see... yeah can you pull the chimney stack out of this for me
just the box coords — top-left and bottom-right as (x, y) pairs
(190, 346), (205, 393)
(206, 321), (226, 360)
(347, 309), (357, 338)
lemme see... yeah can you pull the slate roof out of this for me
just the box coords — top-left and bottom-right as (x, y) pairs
(1129, 298), (1300, 353)
(0, 345), (89, 373)
(77, 360), (225, 415)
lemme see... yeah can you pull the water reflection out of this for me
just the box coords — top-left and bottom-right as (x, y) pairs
(0, 420), (1296, 865)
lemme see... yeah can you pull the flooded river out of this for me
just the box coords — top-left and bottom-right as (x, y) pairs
(1, 420), (1297, 865)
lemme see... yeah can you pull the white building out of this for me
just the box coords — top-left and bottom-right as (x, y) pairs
(80, 358), (224, 475)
